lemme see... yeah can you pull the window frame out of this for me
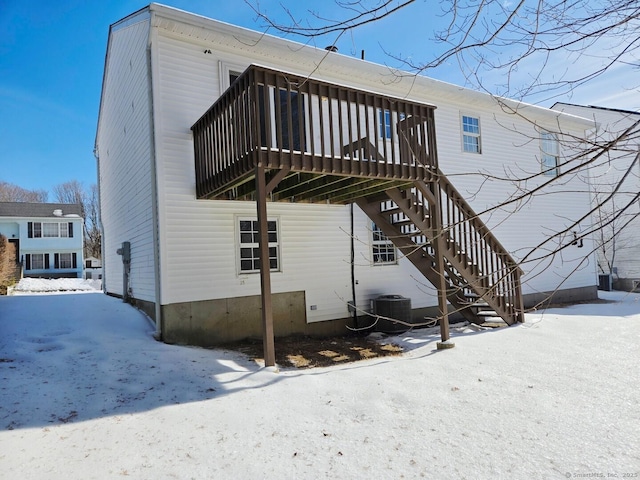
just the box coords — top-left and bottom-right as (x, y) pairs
(58, 253), (73, 269)
(219, 60), (248, 93)
(461, 114), (482, 154)
(540, 130), (560, 177)
(28, 221), (71, 238)
(236, 217), (281, 274)
(371, 222), (397, 265)
(30, 253), (45, 270)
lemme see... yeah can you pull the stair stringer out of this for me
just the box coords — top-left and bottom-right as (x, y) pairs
(355, 194), (480, 325)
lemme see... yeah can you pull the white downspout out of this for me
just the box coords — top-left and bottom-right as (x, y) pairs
(147, 13), (163, 340)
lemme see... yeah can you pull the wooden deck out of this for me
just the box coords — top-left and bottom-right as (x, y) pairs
(192, 65), (436, 203)
(191, 65), (524, 365)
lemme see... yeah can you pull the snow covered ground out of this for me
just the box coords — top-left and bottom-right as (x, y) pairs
(0, 279), (639, 479)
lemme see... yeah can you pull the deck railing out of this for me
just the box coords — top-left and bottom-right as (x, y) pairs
(192, 65), (438, 199)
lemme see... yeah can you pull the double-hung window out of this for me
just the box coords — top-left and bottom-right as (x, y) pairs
(540, 131), (560, 176)
(58, 253), (73, 269)
(28, 222), (72, 238)
(461, 115), (481, 153)
(372, 223), (396, 265)
(30, 253), (45, 270)
(238, 219), (280, 273)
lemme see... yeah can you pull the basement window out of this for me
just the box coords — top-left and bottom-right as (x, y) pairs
(372, 223), (396, 265)
(238, 218), (280, 273)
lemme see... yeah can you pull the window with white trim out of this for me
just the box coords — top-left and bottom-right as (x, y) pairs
(58, 253), (73, 269)
(378, 109), (406, 139)
(372, 223), (396, 264)
(461, 115), (481, 153)
(540, 131), (560, 176)
(30, 253), (44, 270)
(238, 219), (280, 273)
(28, 222), (72, 238)
(379, 109), (392, 139)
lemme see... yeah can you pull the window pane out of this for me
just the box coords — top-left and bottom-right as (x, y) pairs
(60, 223), (69, 238)
(59, 253), (72, 269)
(238, 219), (279, 272)
(463, 135), (480, 153)
(31, 254), (44, 270)
(43, 223), (58, 237)
(462, 116), (479, 134)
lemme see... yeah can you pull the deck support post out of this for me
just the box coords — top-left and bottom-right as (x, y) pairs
(255, 165), (276, 367)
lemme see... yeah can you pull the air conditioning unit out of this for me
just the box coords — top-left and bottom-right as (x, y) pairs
(373, 295), (412, 333)
(598, 274), (612, 291)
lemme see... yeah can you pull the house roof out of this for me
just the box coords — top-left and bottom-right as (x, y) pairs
(552, 102), (640, 117)
(100, 3), (593, 138)
(0, 202), (83, 219)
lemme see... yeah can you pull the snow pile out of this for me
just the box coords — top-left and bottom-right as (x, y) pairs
(11, 277), (101, 294)
(0, 290), (638, 478)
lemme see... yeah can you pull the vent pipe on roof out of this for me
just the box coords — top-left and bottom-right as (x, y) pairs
(53, 209), (63, 217)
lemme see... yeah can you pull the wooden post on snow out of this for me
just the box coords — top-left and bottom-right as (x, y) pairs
(255, 165), (276, 367)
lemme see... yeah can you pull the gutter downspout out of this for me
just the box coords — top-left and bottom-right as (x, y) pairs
(350, 203), (358, 328)
(147, 13), (163, 340)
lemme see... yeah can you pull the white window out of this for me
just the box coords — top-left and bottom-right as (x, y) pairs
(378, 109), (406, 139)
(541, 131), (560, 176)
(379, 109), (392, 139)
(238, 219), (280, 273)
(30, 254), (44, 270)
(43, 222), (59, 237)
(59, 253), (73, 269)
(461, 115), (481, 153)
(372, 223), (396, 265)
(29, 222), (71, 238)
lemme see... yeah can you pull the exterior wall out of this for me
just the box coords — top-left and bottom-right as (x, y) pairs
(96, 12), (157, 302)
(552, 104), (640, 287)
(98, 6), (599, 344)
(150, 20), (597, 318)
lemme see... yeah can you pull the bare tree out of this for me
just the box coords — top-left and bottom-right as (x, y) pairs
(245, 0), (640, 311)
(0, 181), (48, 202)
(248, 0), (639, 102)
(52, 181), (101, 259)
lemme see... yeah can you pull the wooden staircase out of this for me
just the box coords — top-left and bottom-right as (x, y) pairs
(355, 123), (524, 327)
(192, 65), (524, 361)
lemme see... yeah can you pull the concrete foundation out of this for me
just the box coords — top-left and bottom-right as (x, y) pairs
(161, 291), (355, 347)
(122, 284), (599, 347)
(613, 278), (640, 292)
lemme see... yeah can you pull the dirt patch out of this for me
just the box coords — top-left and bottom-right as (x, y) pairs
(226, 335), (404, 369)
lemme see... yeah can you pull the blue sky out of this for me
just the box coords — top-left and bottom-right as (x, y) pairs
(1, 0), (637, 196)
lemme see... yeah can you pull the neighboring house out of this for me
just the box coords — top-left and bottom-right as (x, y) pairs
(84, 256), (103, 280)
(0, 202), (84, 279)
(95, 4), (597, 350)
(552, 103), (640, 291)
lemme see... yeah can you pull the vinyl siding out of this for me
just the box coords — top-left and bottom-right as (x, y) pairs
(150, 22), (597, 320)
(97, 6), (601, 329)
(552, 104), (640, 280)
(96, 16), (156, 301)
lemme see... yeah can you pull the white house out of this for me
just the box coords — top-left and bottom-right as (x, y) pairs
(552, 103), (640, 291)
(0, 202), (84, 279)
(95, 4), (597, 351)
(84, 256), (103, 280)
